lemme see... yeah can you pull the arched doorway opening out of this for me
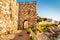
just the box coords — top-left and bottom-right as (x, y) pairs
(23, 20), (28, 29)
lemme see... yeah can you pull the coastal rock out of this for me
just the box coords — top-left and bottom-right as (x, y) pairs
(37, 33), (51, 40)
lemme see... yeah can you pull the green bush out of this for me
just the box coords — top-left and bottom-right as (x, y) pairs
(37, 18), (43, 22)
(36, 24), (53, 32)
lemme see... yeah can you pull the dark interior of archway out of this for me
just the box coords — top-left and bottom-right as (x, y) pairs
(22, 20), (28, 29)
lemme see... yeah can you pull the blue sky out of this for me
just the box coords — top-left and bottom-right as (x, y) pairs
(17, 0), (60, 21)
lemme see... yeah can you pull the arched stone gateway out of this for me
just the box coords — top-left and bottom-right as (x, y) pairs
(23, 20), (29, 29)
(19, 2), (37, 29)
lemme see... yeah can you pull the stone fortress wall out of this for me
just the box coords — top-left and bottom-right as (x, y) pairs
(0, 0), (19, 34)
(19, 2), (37, 29)
(0, 0), (37, 33)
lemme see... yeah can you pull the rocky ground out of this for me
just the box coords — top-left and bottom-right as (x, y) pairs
(0, 30), (30, 40)
(36, 26), (60, 40)
(0, 26), (60, 40)
(12, 30), (30, 40)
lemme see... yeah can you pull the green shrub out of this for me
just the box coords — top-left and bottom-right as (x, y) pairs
(37, 18), (43, 22)
(36, 24), (53, 32)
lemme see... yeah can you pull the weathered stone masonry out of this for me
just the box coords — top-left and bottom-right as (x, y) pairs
(0, 0), (19, 33)
(19, 2), (37, 29)
(0, 0), (37, 33)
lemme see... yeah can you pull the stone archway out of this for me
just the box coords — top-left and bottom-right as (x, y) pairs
(23, 20), (28, 29)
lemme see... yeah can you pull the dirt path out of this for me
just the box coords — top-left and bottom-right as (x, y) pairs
(12, 30), (30, 40)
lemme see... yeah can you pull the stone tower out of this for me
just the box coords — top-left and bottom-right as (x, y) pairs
(19, 2), (37, 29)
(0, 0), (18, 33)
